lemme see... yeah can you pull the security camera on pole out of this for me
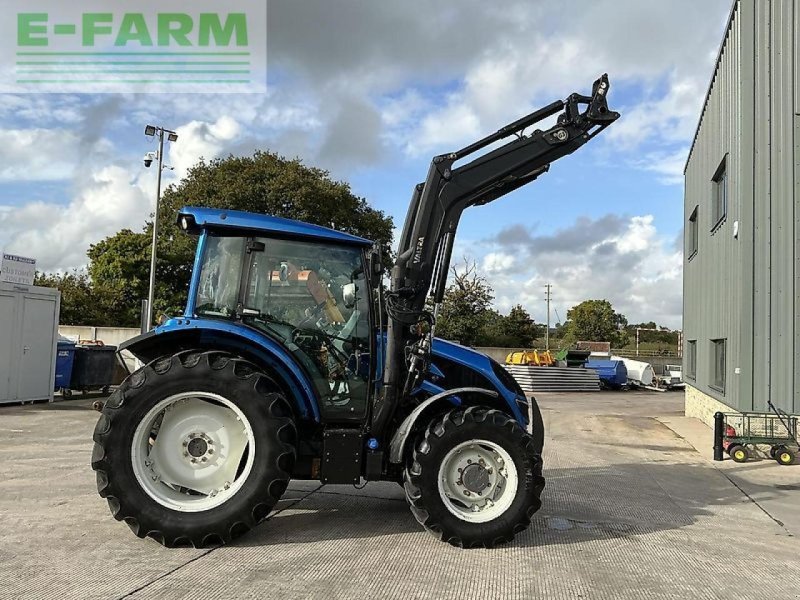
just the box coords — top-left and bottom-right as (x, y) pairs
(143, 124), (178, 332)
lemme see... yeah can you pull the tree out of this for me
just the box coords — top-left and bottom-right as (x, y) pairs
(34, 270), (117, 326)
(501, 304), (539, 348)
(436, 260), (494, 346)
(84, 151), (395, 326)
(565, 299), (629, 348)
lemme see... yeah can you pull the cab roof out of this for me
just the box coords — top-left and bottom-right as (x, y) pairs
(178, 206), (373, 247)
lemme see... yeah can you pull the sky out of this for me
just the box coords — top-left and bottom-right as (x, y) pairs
(0, 0), (733, 330)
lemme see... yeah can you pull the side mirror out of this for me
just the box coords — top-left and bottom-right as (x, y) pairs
(368, 249), (382, 276)
(342, 282), (357, 308)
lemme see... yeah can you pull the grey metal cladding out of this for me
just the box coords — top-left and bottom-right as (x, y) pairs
(684, 0), (798, 414)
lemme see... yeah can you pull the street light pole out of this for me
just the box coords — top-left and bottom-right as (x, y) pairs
(146, 129), (165, 331)
(144, 124), (178, 331)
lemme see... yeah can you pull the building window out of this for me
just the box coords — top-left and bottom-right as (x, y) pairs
(710, 338), (726, 393)
(688, 206), (698, 259)
(711, 156), (727, 230)
(686, 340), (696, 379)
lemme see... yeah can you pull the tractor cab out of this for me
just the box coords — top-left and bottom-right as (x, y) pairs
(181, 208), (376, 422)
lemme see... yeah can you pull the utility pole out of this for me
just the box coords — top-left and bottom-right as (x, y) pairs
(143, 124), (178, 331)
(544, 284), (552, 351)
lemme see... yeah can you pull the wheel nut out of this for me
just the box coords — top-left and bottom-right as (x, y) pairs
(201, 457), (208, 462)
(467, 459), (472, 464)
(464, 490), (471, 496)
(183, 451), (189, 457)
(208, 449), (214, 455)
(457, 468), (462, 473)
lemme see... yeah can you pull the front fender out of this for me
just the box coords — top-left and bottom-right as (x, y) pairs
(119, 318), (320, 421)
(388, 387), (499, 463)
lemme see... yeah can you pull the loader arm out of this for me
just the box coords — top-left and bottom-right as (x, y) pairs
(375, 74), (620, 436)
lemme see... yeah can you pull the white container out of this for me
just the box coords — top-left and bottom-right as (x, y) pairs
(0, 282), (60, 404)
(612, 356), (654, 386)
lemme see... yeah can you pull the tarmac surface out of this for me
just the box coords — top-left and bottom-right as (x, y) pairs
(1, 390), (799, 600)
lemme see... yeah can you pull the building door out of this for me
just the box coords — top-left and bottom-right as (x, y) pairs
(17, 296), (56, 401)
(0, 293), (16, 401)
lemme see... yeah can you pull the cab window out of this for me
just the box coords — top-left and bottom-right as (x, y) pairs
(242, 238), (371, 420)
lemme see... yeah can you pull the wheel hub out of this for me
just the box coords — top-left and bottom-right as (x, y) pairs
(186, 437), (208, 458)
(461, 463), (490, 493)
(131, 393), (254, 512)
(438, 439), (519, 524)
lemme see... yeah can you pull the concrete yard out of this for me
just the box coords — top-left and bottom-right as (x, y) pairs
(1, 390), (799, 600)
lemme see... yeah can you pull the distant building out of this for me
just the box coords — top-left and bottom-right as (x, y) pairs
(683, 0), (800, 424)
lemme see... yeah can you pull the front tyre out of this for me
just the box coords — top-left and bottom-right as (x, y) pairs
(91, 350), (296, 547)
(403, 407), (544, 548)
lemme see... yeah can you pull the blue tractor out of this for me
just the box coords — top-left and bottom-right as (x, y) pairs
(92, 75), (618, 548)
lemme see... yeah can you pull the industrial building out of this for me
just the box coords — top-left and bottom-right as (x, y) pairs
(683, 0), (800, 423)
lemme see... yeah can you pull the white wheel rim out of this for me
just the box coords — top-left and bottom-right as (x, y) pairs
(437, 439), (519, 523)
(131, 392), (255, 512)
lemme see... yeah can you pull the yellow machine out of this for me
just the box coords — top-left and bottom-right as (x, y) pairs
(505, 349), (554, 366)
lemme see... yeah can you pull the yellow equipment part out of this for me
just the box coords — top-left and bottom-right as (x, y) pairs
(505, 350), (554, 366)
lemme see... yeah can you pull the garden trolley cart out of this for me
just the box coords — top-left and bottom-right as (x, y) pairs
(721, 401), (799, 465)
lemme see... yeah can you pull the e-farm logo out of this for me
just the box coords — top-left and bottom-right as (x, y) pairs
(10, 4), (266, 93)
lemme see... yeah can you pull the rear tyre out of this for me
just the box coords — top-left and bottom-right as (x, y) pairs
(91, 350), (296, 547)
(403, 407), (544, 548)
(775, 446), (796, 466)
(729, 444), (749, 463)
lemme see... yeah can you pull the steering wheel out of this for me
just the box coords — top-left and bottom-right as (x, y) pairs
(296, 302), (326, 329)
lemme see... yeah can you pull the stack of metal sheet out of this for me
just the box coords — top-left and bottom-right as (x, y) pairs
(504, 365), (601, 392)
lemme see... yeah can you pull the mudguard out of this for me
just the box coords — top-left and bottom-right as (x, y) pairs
(119, 317), (320, 421)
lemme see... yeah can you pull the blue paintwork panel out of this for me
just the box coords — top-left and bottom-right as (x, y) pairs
(151, 317), (320, 421)
(373, 332), (526, 425)
(179, 206), (373, 247)
(184, 230), (207, 317)
(430, 338), (527, 425)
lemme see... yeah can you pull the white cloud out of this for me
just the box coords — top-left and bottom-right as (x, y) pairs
(0, 129), (82, 181)
(482, 252), (516, 274)
(483, 214), (683, 328)
(0, 166), (152, 271)
(633, 148), (690, 185)
(169, 116), (243, 179)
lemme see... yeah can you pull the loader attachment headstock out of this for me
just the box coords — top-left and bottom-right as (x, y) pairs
(374, 74), (620, 436)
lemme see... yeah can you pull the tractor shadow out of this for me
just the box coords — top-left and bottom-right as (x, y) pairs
(238, 461), (799, 548)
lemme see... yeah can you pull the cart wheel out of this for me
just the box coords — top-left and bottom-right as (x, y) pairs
(769, 445), (779, 459)
(729, 444), (749, 463)
(101, 385), (110, 395)
(775, 447), (796, 466)
(62, 388), (72, 398)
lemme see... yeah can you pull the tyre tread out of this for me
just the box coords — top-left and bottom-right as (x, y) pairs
(91, 349), (295, 548)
